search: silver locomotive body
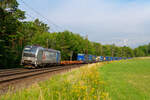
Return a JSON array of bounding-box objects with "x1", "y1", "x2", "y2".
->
[{"x1": 21, "y1": 45, "x2": 61, "y2": 67}]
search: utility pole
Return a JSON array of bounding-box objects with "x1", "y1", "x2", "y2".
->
[
  {"x1": 123, "y1": 39, "x2": 128, "y2": 57},
  {"x1": 146, "y1": 46, "x2": 148, "y2": 56},
  {"x1": 111, "y1": 45, "x2": 114, "y2": 57},
  {"x1": 101, "y1": 45, "x2": 103, "y2": 56},
  {"x1": 85, "y1": 35, "x2": 88, "y2": 55},
  {"x1": 12, "y1": 38, "x2": 15, "y2": 49},
  {"x1": 85, "y1": 34, "x2": 88, "y2": 62},
  {"x1": 111, "y1": 41, "x2": 115, "y2": 57},
  {"x1": 70, "y1": 51, "x2": 73, "y2": 61},
  {"x1": 46, "y1": 39, "x2": 49, "y2": 48}
]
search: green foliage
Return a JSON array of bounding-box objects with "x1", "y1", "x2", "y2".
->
[
  {"x1": 0, "y1": 0, "x2": 18, "y2": 9},
  {"x1": 0, "y1": 5, "x2": 25, "y2": 68},
  {"x1": 134, "y1": 44, "x2": 150, "y2": 57}
]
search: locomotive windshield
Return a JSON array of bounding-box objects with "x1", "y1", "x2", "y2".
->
[{"x1": 23, "y1": 46, "x2": 38, "y2": 57}]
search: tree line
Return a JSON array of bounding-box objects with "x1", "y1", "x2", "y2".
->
[{"x1": 0, "y1": 0, "x2": 150, "y2": 68}]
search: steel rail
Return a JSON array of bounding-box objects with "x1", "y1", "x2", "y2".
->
[
  {"x1": 0, "y1": 66, "x2": 63, "y2": 78},
  {"x1": 0, "y1": 65, "x2": 81, "y2": 84}
]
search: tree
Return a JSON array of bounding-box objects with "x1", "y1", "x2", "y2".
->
[
  {"x1": 0, "y1": 0, "x2": 25, "y2": 68},
  {"x1": 0, "y1": 0, "x2": 18, "y2": 10}
]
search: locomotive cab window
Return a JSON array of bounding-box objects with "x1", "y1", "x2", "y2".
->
[{"x1": 23, "y1": 46, "x2": 38, "y2": 57}]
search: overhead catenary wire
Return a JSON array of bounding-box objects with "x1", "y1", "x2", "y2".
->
[
  {"x1": 19, "y1": 7, "x2": 57, "y2": 32},
  {"x1": 25, "y1": 13, "x2": 56, "y2": 32},
  {"x1": 19, "y1": 0, "x2": 66, "y2": 32}
]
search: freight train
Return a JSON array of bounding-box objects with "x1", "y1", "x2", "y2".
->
[{"x1": 21, "y1": 45, "x2": 131, "y2": 68}]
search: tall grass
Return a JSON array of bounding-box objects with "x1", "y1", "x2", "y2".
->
[{"x1": 0, "y1": 63, "x2": 110, "y2": 100}]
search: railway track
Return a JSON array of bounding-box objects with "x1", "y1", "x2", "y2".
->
[
  {"x1": 0, "y1": 65, "x2": 81, "y2": 84},
  {"x1": 0, "y1": 68, "x2": 24, "y2": 73},
  {"x1": 0, "y1": 64, "x2": 84, "y2": 94},
  {"x1": 0, "y1": 67, "x2": 60, "y2": 77}
]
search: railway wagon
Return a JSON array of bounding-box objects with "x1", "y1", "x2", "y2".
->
[
  {"x1": 105, "y1": 56, "x2": 110, "y2": 61},
  {"x1": 77, "y1": 54, "x2": 88, "y2": 63},
  {"x1": 95, "y1": 56, "x2": 104, "y2": 62},
  {"x1": 77, "y1": 54, "x2": 85, "y2": 61},
  {"x1": 100, "y1": 56, "x2": 104, "y2": 61},
  {"x1": 76, "y1": 53, "x2": 89, "y2": 63},
  {"x1": 96, "y1": 56, "x2": 100, "y2": 62},
  {"x1": 77, "y1": 54, "x2": 97, "y2": 63},
  {"x1": 114, "y1": 57, "x2": 118, "y2": 60},
  {"x1": 123, "y1": 57, "x2": 127, "y2": 60},
  {"x1": 128, "y1": 57, "x2": 132, "y2": 59},
  {"x1": 113, "y1": 57, "x2": 116, "y2": 60},
  {"x1": 92, "y1": 55, "x2": 97, "y2": 62},
  {"x1": 21, "y1": 45, "x2": 61, "y2": 68},
  {"x1": 119, "y1": 57, "x2": 122, "y2": 60},
  {"x1": 88, "y1": 55, "x2": 93, "y2": 63},
  {"x1": 110, "y1": 57, "x2": 113, "y2": 61},
  {"x1": 96, "y1": 56, "x2": 103, "y2": 62}
]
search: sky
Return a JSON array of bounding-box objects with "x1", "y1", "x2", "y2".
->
[{"x1": 17, "y1": 0, "x2": 150, "y2": 48}]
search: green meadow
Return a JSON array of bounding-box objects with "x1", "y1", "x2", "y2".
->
[
  {"x1": 1, "y1": 58, "x2": 150, "y2": 100},
  {"x1": 99, "y1": 58, "x2": 150, "y2": 100}
]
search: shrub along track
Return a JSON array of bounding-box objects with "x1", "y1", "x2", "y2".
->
[{"x1": 0, "y1": 64, "x2": 85, "y2": 95}]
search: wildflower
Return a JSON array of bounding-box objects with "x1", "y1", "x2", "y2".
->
[
  {"x1": 91, "y1": 88, "x2": 95, "y2": 93},
  {"x1": 102, "y1": 92, "x2": 108, "y2": 97},
  {"x1": 94, "y1": 96, "x2": 97, "y2": 99},
  {"x1": 101, "y1": 96, "x2": 104, "y2": 99}
]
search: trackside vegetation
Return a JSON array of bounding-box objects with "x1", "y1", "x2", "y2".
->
[
  {"x1": 99, "y1": 58, "x2": 150, "y2": 100},
  {"x1": 0, "y1": 64, "x2": 110, "y2": 100}
]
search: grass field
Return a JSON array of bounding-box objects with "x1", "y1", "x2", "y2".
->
[
  {"x1": 1, "y1": 58, "x2": 150, "y2": 100},
  {"x1": 99, "y1": 58, "x2": 150, "y2": 100}
]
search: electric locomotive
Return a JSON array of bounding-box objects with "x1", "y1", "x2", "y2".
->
[{"x1": 21, "y1": 45, "x2": 61, "y2": 68}]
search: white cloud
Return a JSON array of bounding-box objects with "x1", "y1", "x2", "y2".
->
[{"x1": 45, "y1": 0, "x2": 150, "y2": 47}]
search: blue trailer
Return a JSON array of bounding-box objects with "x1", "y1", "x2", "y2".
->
[
  {"x1": 105, "y1": 57, "x2": 110, "y2": 61},
  {"x1": 110, "y1": 57, "x2": 113, "y2": 61},
  {"x1": 92, "y1": 55, "x2": 97, "y2": 62},
  {"x1": 114, "y1": 57, "x2": 118, "y2": 60},
  {"x1": 77, "y1": 54, "x2": 85, "y2": 61},
  {"x1": 100, "y1": 56, "x2": 104, "y2": 61},
  {"x1": 119, "y1": 57, "x2": 122, "y2": 60},
  {"x1": 112, "y1": 57, "x2": 116, "y2": 60},
  {"x1": 88, "y1": 55, "x2": 93, "y2": 63},
  {"x1": 123, "y1": 57, "x2": 127, "y2": 60}
]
